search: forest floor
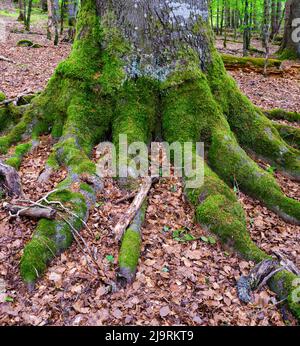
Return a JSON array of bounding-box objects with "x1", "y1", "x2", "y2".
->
[{"x1": 0, "y1": 9, "x2": 299, "y2": 326}]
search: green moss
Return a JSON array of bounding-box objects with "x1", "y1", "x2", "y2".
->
[
  {"x1": 80, "y1": 183, "x2": 94, "y2": 194},
  {"x1": 269, "y1": 270, "x2": 300, "y2": 321},
  {"x1": 20, "y1": 236, "x2": 56, "y2": 283},
  {"x1": 185, "y1": 164, "x2": 267, "y2": 263},
  {"x1": 5, "y1": 157, "x2": 21, "y2": 169},
  {"x1": 221, "y1": 54, "x2": 282, "y2": 69},
  {"x1": 31, "y1": 43, "x2": 42, "y2": 49},
  {"x1": 113, "y1": 78, "x2": 158, "y2": 145},
  {"x1": 207, "y1": 50, "x2": 300, "y2": 180},
  {"x1": 0, "y1": 111, "x2": 32, "y2": 154},
  {"x1": 118, "y1": 229, "x2": 141, "y2": 272},
  {"x1": 20, "y1": 187, "x2": 89, "y2": 283},
  {"x1": 17, "y1": 39, "x2": 33, "y2": 47}
]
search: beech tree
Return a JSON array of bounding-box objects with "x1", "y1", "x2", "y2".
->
[{"x1": 0, "y1": 0, "x2": 299, "y2": 319}]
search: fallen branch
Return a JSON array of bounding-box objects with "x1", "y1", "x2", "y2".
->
[
  {"x1": 114, "y1": 177, "x2": 155, "y2": 242},
  {"x1": 0, "y1": 90, "x2": 42, "y2": 106},
  {"x1": 0, "y1": 160, "x2": 23, "y2": 198},
  {"x1": 0, "y1": 55, "x2": 15, "y2": 64},
  {"x1": 3, "y1": 203, "x2": 56, "y2": 220}
]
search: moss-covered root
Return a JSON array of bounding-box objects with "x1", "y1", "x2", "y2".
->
[
  {"x1": 208, "y1": 52, "x2": 300, "y2": 181},
  {"x1": 273, "y1": 123, "x2": 300, "y2": 150},
  {"x1": 209, "y1": 127, "x2": 300, "y2": 225},
  {"x1": 20, "y1": 184, "x2": 94, "y2": 285},
  {"x1": 263, "y1": 109, "x2": 300, "y2": 124},
  {"x1": 185, "y1": 164, "x2": 268, "y2": 263},
  {"x1": 5, "y1": 141, "x2": 33, "y2": 170},
  {"x1": 118, "y1": 202, "x2": 147, "y2": 284},
  {"x1": 269, "y1": 271, "x2": 300, "y2": 321}
]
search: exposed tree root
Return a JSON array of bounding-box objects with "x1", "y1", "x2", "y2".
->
[
  {"x1": 208, "y1": 52, "x2": 300, "y2": 182},
  {"x1": 118, "y1": 201, "x2": 147, "y2": 285},
  {"x1": 221, "y1": 54, "x2": 282, "y2": 73},
  {"x1": 273, "y1": 123, "x2": 300, "y2": 150},
  {"x1": 114, "y1": 177, "x2": 154, "y2": 242},
  {"x1": 0, "y1": 91, "x2": 41, "y2": 107}
]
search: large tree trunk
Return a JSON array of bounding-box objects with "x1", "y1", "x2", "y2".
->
[
  {"x1": 280, "y1": 0, "x2": 300, "y2": 59},
  {"x1": 1, "y1": 0, "x2": 299, "y2": 320}
]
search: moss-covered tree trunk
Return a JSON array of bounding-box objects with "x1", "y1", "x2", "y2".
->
[
  {"x1": 1, "y1": 0, "x2": 299, "y2": 319},
  {"x1": 279, "y1": 0, "x2": 300, "y2": 59}
]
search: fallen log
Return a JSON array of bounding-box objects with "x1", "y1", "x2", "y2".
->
[
  {"x1": 0, "y1": 160, "x2": 23, "y2": 198},
  {"x1": 4, "y1": 203, "x2": 56, "y2": 220}
]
